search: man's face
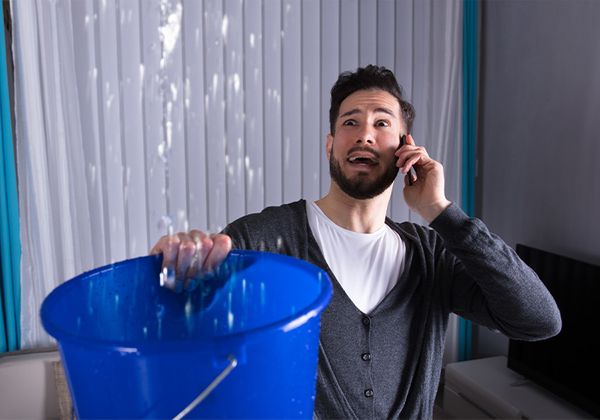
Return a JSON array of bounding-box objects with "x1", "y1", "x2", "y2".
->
[{"x1": 327, "y1": 89, "x2": 406, "y2": 200}]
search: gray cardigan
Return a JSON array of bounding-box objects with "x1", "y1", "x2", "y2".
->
[{"x1": 223, "y1": 200, "x2": 561, "y2": 419}]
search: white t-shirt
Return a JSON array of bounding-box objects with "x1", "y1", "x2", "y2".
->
[{"x1": 306, "y1": 201, "x2": 406, "y2": 314}]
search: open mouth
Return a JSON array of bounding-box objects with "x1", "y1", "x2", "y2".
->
[{"x1": 347, "y1": 155, "x2": 378, "y2": 166}]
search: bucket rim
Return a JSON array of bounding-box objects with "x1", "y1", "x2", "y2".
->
[{"x1": 41, "y1": 251, "x2": 332, "y2": 352}]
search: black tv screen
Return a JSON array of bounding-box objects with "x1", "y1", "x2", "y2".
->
[{"x1": 508, "y1": 244, "x2": 600, "y2": 417}]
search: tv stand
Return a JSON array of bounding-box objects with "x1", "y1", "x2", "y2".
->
[{"x1": 442, "y1": 356, "x2": 593, "y2": 419}]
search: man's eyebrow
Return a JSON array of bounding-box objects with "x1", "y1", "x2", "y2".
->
[
  {"x1": 374, "y1": 107, "x2": 396, "y2": 116},
  {"x1": 339, "y1": 108, "x2": 361, "y2": 118},
  {"x1": 339, "y1": 107, "x2": 396, "y2": 119}
]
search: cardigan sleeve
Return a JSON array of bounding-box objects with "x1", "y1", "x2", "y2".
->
[{"x1": 430, "y1": 203, "x2": 561, "y2": 341}]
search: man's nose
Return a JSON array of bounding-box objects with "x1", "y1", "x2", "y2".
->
[{"x1": 356, "y1": 126, "x2": 375, "y2": 144}]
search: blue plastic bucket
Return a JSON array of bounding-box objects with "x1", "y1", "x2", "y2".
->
[{"x1": 40, "y1": 250, "x2": 332, "y2": 418}]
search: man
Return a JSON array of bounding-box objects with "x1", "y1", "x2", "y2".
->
[{"x1": 151, "y1": 65, "x2": 561, "y2": 418}]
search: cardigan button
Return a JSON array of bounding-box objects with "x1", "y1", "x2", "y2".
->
[
  {"x1": 362, "y1": 317, "x2": 370, "y2": 326},
  {"x1": 361, "y1": 352, "x2": 371, "y2": 361},
  {"x1": 364, "y1": 388, "x2": 374, "y2": 398}
]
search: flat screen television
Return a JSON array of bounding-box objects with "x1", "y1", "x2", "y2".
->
[{"x1": 508, "y1": 244, "x2": 600, "y2": 417}]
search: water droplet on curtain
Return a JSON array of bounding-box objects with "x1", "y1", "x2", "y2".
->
[
  {"x1": 221, "y1": 14, "x2": 229, "y2": 39},
  {"x1": 157, "y1": 142, "x2": 169, "y2": 162},
  {"x1": 232, "y1": 73, "x2": 241, "y2": 93},
  {"x1": 158, "y1": 215, "x2": 173, "y2": 234},
  {"x1": 177, "y1": 209, "x2": 188, "y2": 231},
  {"x1": 158, "y1": 2, "x2": 183, "y2": 63},
  {"x1": 170, "y1": 82, "x2": 178, "y2": 101},
  {"x1": 185, "y1": 77, "x2": 191, "y2": 109},
  {"x1": 212, "y1": 73, "x2": 219, "y2": 98}
]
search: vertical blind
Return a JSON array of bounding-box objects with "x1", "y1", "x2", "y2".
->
[{"x1": 11, "y1": 0, "x2": 463, "y2": 350}]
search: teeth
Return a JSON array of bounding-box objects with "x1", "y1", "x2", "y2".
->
[{"x1": 349, "y1": 156, "x2": 375, "y2": 163}]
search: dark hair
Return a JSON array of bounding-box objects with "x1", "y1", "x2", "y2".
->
[{"x1": 329, "y1": 65, "x2": 415, "y2": 134}]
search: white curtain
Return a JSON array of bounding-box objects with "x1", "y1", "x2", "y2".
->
[{"x1": 12, "y1": 0, "x2": 463, "y2": 356}]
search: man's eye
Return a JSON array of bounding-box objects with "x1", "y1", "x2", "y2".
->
[
  {"x1": 376, "y1": 120, "x2": 390, "y2": 127},
  {"x1": 342, "y1": 119, "x2": 357, "y2": 126}
]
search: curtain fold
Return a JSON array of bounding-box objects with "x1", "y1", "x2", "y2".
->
[
  {"x1": 459, "y1": 0, "x2": 480, "y2": 361},
  {"x1": 0, "y1": 2, "x2": 20, "y2": 353},
  {"x1": 12, "y1": 0, "x2": 464, "y2": 358}
]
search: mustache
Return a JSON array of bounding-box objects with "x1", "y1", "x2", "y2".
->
[{"x1": 346, "y1": 146, "x2": 380, "y2": 159}]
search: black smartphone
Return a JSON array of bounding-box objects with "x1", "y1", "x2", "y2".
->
[{"x1": 400, "y1": 135, "x2": 415, "y2": 186}]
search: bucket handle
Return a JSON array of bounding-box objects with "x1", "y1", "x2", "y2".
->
[{"x1": 173, "y1": 354, "x2": 238, "y2": 420}]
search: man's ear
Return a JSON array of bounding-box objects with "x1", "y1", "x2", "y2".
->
[{"x1": 326, "y1": 133, "x2": 333, "y2": 160}]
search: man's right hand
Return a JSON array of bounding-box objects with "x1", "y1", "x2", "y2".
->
[{"x1": 149, "y1": 230, "x2": 232, "y2": 292}]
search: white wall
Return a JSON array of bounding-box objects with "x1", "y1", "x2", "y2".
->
[{"x1": 476, "y1": 0, "x2": 600, "y2": 357}]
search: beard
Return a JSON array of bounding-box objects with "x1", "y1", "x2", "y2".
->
[{"x1": 329, "y1": 148, "x2": 399, "y2": 200}]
